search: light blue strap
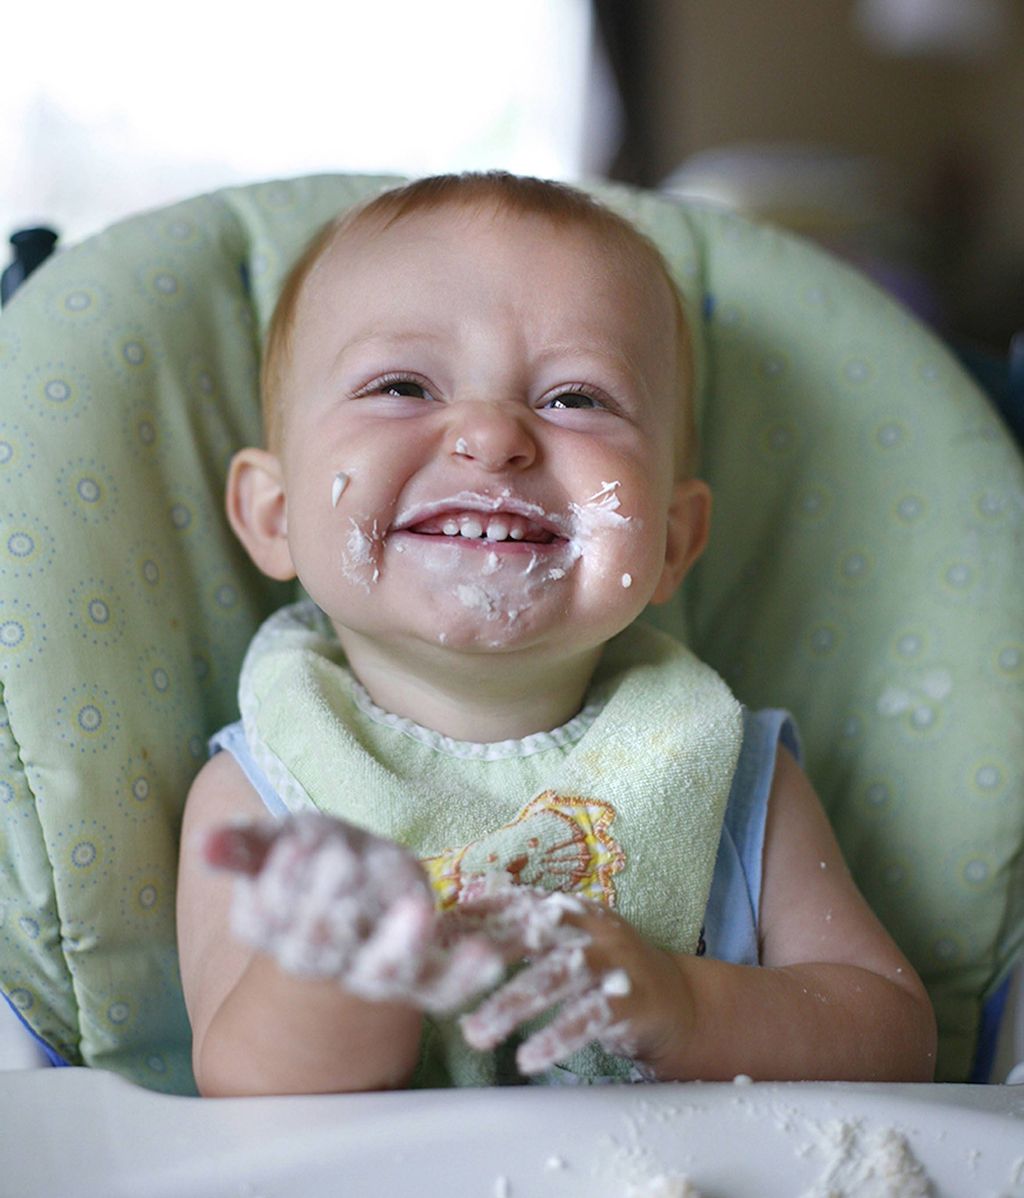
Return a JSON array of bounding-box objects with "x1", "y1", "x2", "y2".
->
[
  {"x1": 208, "y1": 721, "x2": 289, "y2": 820},
  {"x1": 703, "y1": 708, "x2": 800, "y2": 966}
]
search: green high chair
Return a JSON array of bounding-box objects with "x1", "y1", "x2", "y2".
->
[{"x1": 0, "y1": 174, "x2": 1020, "y2": 1092}]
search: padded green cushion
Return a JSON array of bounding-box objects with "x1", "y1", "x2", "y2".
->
[{"x1": 0, "y1": 174, "x2": 1020, "y2": 1090}]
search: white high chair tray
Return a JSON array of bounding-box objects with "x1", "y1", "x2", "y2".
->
[{"x1": 1, "y1": 1070, "x2": 1021, "y2": 1197}]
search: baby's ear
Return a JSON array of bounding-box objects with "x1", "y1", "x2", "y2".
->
[
  {"x1": 225, "y1": 448, "x2": 297, "y2": 581},
  {"x1": 650, "y1": 478, "x2": 711, "y2": 605}
]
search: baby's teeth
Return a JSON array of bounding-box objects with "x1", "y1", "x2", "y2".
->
[
  {"x1": 442, "y1": 519, "x2": 460, "y2": 536},
  {"x1": 460, "y1": 517, "x2": 484, "y2": 539},
  {"x1": 509, "y1": 526, "x2": 525, "y2": 540},
  {"x1": 486, "y1": 519, "x2": 510, "y2": 541}
]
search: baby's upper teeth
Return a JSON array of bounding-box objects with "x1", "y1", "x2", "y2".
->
[{"x1": 415, "y1": 509, "x2": 548, "y2": 541}]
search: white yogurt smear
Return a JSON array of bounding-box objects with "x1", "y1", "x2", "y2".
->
[{"x1": 331, "y1": 471, "x2": 350, "y2": 508}]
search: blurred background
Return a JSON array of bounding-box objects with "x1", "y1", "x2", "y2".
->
[{"x1": 2, "y1": 0, "x2": 1022, "y2": 359}]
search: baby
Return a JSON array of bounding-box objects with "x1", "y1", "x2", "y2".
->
[{"x1": 176, "y1": 172, "x2": 936, "y2": 1096}]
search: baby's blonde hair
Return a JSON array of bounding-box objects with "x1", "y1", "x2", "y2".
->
[{"x1": 260, "y1": 172, "x2": 697, "y2": 474}]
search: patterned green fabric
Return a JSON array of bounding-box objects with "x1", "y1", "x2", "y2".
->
[{"x1": 0, "y1": 174, "x2": 1020, "y2": 1089}]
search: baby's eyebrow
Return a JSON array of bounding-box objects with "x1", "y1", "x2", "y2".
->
[
  {"x1": 532, "y1": 341, "x2": 648, "y2": 389},
  {"x1": 331, "y1": 330, "x2": 445, "y2": 373}
]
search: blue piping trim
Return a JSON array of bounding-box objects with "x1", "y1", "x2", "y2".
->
[
  {"x1": 969, "y1": 974, "x2": 1010, "y2": 1084},
  {"x1": 2, "y1": 990, "x2": 69, "y2": 1067}
]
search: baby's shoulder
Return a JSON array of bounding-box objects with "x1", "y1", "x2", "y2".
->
[{"x1": 181, "y1": 749, "x2": 267, "y2": 852}]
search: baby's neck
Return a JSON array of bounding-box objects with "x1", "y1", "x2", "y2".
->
[{"x1": 336, "y1": 631, "x2": 603, "y2": 743}]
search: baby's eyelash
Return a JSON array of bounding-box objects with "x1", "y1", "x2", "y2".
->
[
  {"x1": 541, "y1": 383, "x2": 616, "y2": 413},
  {"x1": 352, "y1": 372, "x2": 434, "y2": 401}
]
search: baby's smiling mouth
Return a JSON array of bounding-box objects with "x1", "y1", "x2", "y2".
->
[
  {"x1": 392, "y1": 492, "x2": 569, "y2": 548},
  {"x1": 404, "y1": 510, "x2": 557, "y2": 545}
]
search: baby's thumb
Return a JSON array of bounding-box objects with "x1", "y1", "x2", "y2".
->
[{"x1": 203, "y1": 823, "x2": 274, "y2": 876}]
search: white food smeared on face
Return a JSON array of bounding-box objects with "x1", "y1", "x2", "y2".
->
[
  {"x1": 355, "y1": 482, "x2": 639, "y2": 637},
  {"x1": 331, "y1": 471, "x2": 350, "y2": 508},
  {"x1": 568, "y1": 480, "x2": 636, "y2": 540},
  {"x1": 330, "y1": 470, "x2": 386, "y2": 592},
  {"x1": 391, "y1": 489, "x2": 581, "y2": 636},
  {"x1": 342, "y1": 517, "x2": 383, "y2": 590}
]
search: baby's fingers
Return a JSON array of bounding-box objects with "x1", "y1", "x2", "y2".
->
[
  {"x1": 460, "y1": 944, "x2": 591, "y2": 1051},
  {"x1": 345, "y1": 892, "x2": 437, "y2": 999},
  {"x1": 452, "y1": 887, "x2": 587, "y2": 957},
  {"x1": 414, "y1": 938, "x2": 505, "y2": 1015},
  {"x1": 516, "y1": 985, "x2": 629, "y2": 1075},
  {"x1": 204, "y1": 824, "x2": 275, "y2": 876}
]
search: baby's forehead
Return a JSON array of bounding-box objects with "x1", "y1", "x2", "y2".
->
[
  {"x1": 309, "y1": 203, "x2": 681, "y2": 361},
  {"x1": 321, "y1": 200, "x2": 667, "y2": 289}
]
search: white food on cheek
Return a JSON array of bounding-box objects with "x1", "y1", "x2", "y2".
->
[
  {"x1": 569, "y1": 480, "x2": 632, "y2": 532},
  {"x1": 621, "y1": 573, "x2": 632, "y2": 588},
  {"x1": 568, "y1": 481, "x2": 639, "y2": 567},
  {"x1": 331, "y1": 471, "x2": 351, "y2": 508},
  {"x1": 341, "y1": 517, "x2": 382, "y2": 590}
]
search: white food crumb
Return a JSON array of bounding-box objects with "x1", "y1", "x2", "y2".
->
[
  {"x1": 802, "y1": 1122, "x2": 932, "y2": 1197},
  {"x1": 331, "y1": 471, "x2": 350, "y2": 508},
  {"x1": 622, "y1": 572, "x2": 633, "y2": 587},
  {"x1": 544, "y1": 1156, "x2": 566, "y2": 1171},
  {"x1": 628, "y1": 1177, "x2": 701, "y2": 1198},
  {"x1": 602, "y1": 968, "x2": 632, "y2": 997},
  {"x1": 732, "y1": 1073, "x2": 754, "y2": 1086},
  {"x1": 455, "y1": 584, "x2": 495, "y2": 614}
]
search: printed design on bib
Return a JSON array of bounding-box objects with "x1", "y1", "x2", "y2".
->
[{"x1": 423, "y1": 790, "x2": 625, "y2": 910}]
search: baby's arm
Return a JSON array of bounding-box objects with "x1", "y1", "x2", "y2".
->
[
  {"x1": 176, "y1": 752, "x2": 499, "y2": 1096},
  {"x1": 461, "y1": 747, "x2": 937, "y2": 1082}
]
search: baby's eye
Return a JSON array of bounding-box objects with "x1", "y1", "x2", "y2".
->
[
  {"x1": 543, "y1": 389, "x2": 606, "y2": 411},
  {"x1": 380, "y1": 378, "x2": 430, "y2": 400},
  {"x1": 356, "y1": 373, "x2": 436, "y2": 402}
]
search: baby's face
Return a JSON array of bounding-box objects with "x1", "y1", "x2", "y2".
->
[{"x1": 273, "y1": 204, "x2": 694, "y2": 665}]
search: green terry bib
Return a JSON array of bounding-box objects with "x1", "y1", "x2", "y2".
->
[{"x1": 239, "y1": 600, "x2": 743, "y2": 1083}]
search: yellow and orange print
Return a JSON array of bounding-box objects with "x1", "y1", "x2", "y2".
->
[{"x1": 422, "y1": 790, "x2": 625, "y2": 910}]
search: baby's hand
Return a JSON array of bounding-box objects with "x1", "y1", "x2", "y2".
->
[
  {"x1": 205, "y1": 813, "x2": 502, "y2": 1014},
  {"x1": 456, "y1": 885, "x2": 686, "y2": 1076}
]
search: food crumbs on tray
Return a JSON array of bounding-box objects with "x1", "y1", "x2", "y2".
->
[{"x1": 627, "y1": 1177, "x2": 702, "y2": 1198}]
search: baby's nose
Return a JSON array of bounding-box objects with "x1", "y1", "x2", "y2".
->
[{"x1": 448, "y1": 402, "x2": 537, "y2": 472}]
